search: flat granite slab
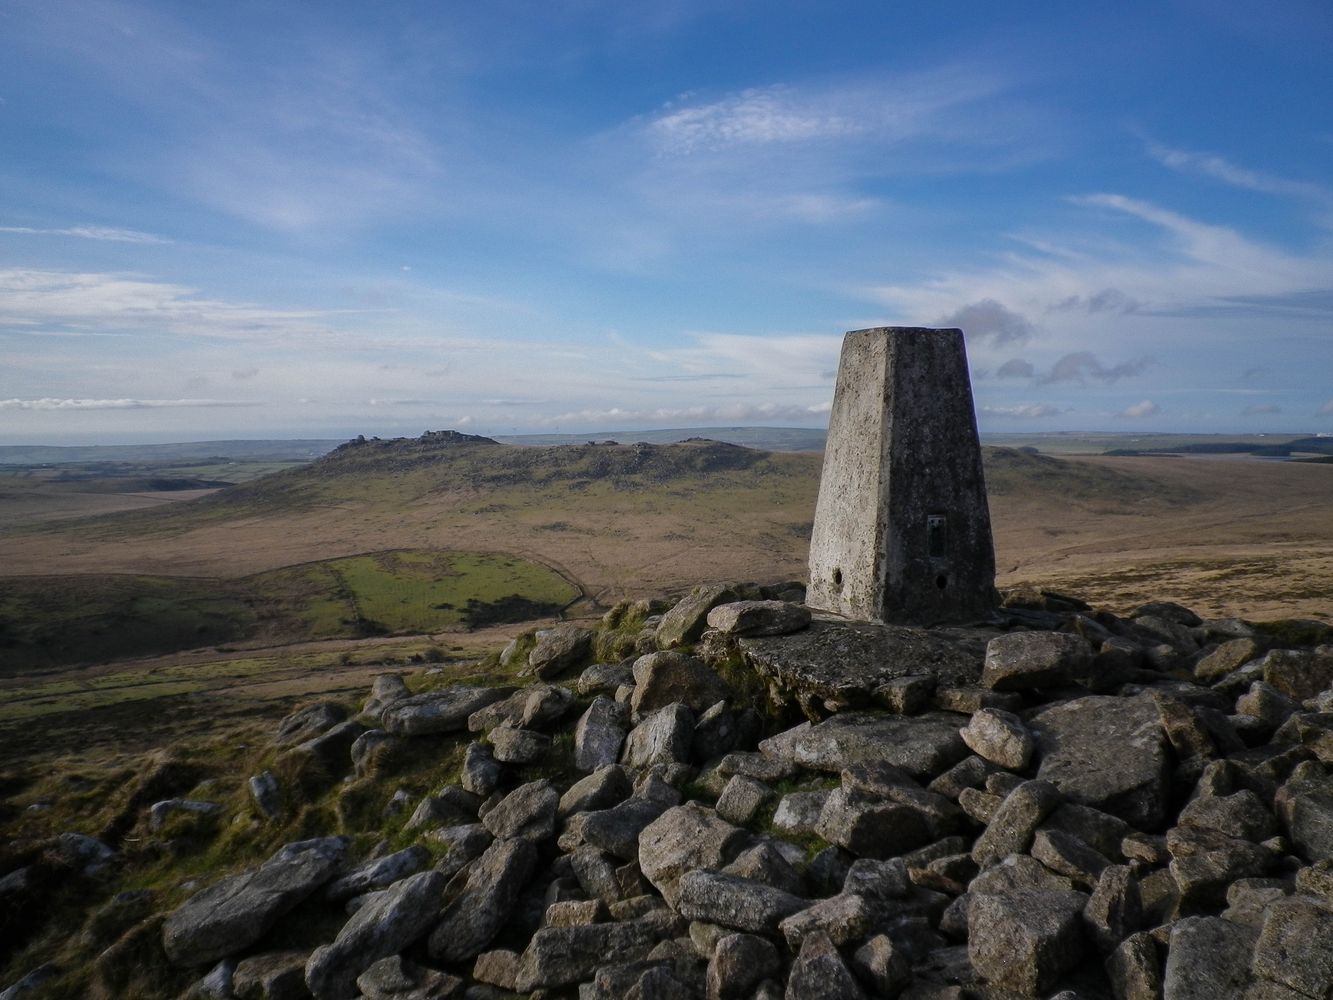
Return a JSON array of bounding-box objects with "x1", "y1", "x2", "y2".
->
[
  {"x1": 738, "y1": 613, "x2": 990, "y2": 713},
  {"x1": 787, "y1": 711, "x2": 971, "y2": 780}
]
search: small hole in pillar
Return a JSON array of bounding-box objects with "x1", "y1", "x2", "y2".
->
[
  {"x1": 935, "y1": 573, "x2": 949, "y2": 591},
  {"x1": 832, "y1": 568, "x2": 843, "y2": 590}
]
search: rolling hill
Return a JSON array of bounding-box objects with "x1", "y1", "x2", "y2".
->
[{"x1": 1, "y1": 431, "x2": 1330, "y2": 662}]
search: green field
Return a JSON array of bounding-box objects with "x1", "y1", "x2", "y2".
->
[{"x1": 0, "y1": 549, "x2": 579, "y2": 673}]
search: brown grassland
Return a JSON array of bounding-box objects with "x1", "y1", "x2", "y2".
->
[{"x1": 0, "y1": 438, "x2": 1330, "y2": 767}]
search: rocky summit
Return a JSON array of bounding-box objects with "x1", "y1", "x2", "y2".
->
[{"x1": 3, "y1": 584, "x2": 1333, "y2": 999}]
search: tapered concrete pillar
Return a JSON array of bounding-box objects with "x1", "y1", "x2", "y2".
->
[{"x1": 807, "y1": 327, "x2": 996, "y2": 624}]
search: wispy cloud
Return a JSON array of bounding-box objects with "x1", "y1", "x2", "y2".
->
[
  {"x1": 1050, "y1": 288, "x2": 1140, "y2": 314},
  {"x1": 1146, "y1": 141, "x2": 1333, "y2": 208},
  {"x1": 643, "y1": 66, "x2": 1017, "y2": 157},
  {"x1": 1119, "y1": 399, "x2": 1160, "y2": 418},
  {"x1": 648, "y1": 85, "x2": 864, "y2": 154},
  {"x1": 1241, "y1": 403, "x2": 1281, "y2": 415},
  {"x1": 599, "y1": 63, "x2": 1050, "y2": 256},
  {"x1": 1319, "y1": 399, "x2": 1333, "y2": 416},
  {"x1": 647, "y1": 332, "x2": 841, "y2": 381},
  {"x1": 0, "y1": 397, "x2": 258, "y2": 411},
  {"x1": 6, "y1": 2, "x2": 444, "y2": 235},
  {"x1": 631, "y1": 373, "x2": 747, "y2": 383},
  {"x1": 981, "y1": 403, "x2": 1063, "y2": 418},
  {"x1": 542, "y1": 401, "x2": 832, "y2": 427},
  {"x1": 0, "y1": 225, "x2": 170, "y2": 244},
  {"x1": 870, "y1": 192, "x2": 1333, "y2": 335},
  {"x1": 0, "y1": 269, "x2": 334, "y2": 341}
]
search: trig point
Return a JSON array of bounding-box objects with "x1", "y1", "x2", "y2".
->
[{"x1": 807, "y1": 326, "x2": 996, "y2": 624}]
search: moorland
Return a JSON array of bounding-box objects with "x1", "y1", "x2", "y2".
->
[
  {"x1": 0, "y1": 427, "x2": 1331, "y2": 998},
  {"x1": 1, "y1": 428, "x2": 1330, "y2": 768}
]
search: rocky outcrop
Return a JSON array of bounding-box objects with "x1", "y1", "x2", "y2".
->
[{"x1": 10, "y1": 583, "x2": 1333, "y2": 1000}]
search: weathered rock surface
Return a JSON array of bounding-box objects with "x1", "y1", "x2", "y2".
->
[
  {"x1": 786, "y1": 711, "x2": 969, "y2": 780},
  {"x1": 657, "y1": 584, "x2": 739, "y2": 649},
  {"x1": 1161, "y1": 915, "x2": 1255, "y2": 999},
  {"x1": 233, "y1": 951, "x2": 308, "y2": 1000},
  {"x1": 1031, "y1": 694, "x2": 1170, "y2": 828},
  {"x1": 322, "y1": 845, "x2": 430, "y2": 903},
  {"x1": 715, "y1": 774, "x2": 774, "y2": 826},
  {"x1": 380, "y1": 687, "x2": 512, "y2": 736},
  {"x1": 1262, "y1": 646, "x2": 1333, "y2": 702},
  {"x1": 1276, "y1": 761, "x2": 1333, "y2": 861},
  {"x1": 248, "y1": 771, "x2": 282, "y2": 820},
  {"x1": 738, "y1": 617, "x2": 984, "y2": 711},
  {"x1": 638, "y1": 803, "x2": 750, "y2": 906},
  {"x1": 982, "y1": 631, "x2": 1091, "y2": 691},
  {"x1": 630, "y1": 651, "x2": 730, "y2": 718},
  {"x1": 527, "y1": 624, "x2": 594, "y2": 679},
  {"x1": 276, "y1": 703, "x2": 346, "y2": 745},
  {"x1": 427, "y1": 837, "x2": 537, "y2": 963},
  {"x1": 817, "y1": 787, "x2": 933, "y2": 859},
  {"x1": 481, "y1": 780, "x2": 559, "y2": 842},
  {"x1": 356, "y1": 954, "x2": 461, "y2": 999},
  {"x1": 163, "y1": 837, "x2": 348, "y2": 967},
  {"x1": 513, "y1": 911, "x2": 679, "y2": 990},
  {"x1": 622, "y1": 704, "x2": 694, "y2": 768},
  {"x1": 959, "y1": 707, "x2": 1034, "y2": 770},
  {"x1": 574, "y1": 696, "x2": 629, "y2": 772},
  {"x1": 675, "y1": 869, "x2": 807, "y2": 933},
  {"x1": 1250, "y1": 895, "x2": 1333, "y2": 998},
  {"x1": 967, "y1": 889, "x2": 1087, "y2": 994},
  {"x1": 707, "y1": 932, "x2": 780, "y2": 999},
  {"x1": 362, "y1": 673, "x2": 410, "y2": 717},
  {"x1": 305, "y1": 869, "x2": 447, "y2": 1000},
  {"x1": 487, "y1": 724, "x2": 550, "y2": 764},
  {"x1": 784, "y1": 931, "x2": 867, "y2": 1000},
  {"x1": 706, "y1": 600, "x2": 812, "y2": 638},
  {"x1": 972, "y1": 780, "x2": 1061, "y2": 867}
]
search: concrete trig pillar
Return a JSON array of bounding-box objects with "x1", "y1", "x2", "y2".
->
[{"x1": 807, "y1": 327, "x2": 996, "y2": 624}]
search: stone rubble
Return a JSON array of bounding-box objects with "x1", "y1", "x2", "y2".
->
[{"x1": 4, "y1": 586, "x2": 1333, "y2": 999}]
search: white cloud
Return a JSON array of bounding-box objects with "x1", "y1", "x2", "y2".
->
[
  {"x1": 0, "y1": 397, "x2": 258, "y2": 411},
  {"x1": 541, "y1": 401, "x2": 832, "y2": 427},
  {"x1": 1146, "y1": 142, "x2": 1332, "y2": 207},
  {"x1": 649, "y1": 85, "x2": 863, "y2": 153},
  {"x1": 0, "y1": 225, "x2": 170, "y2": 244},
  {"x1": 643, "y1": 66, "x2": 1015, "y2": 157},
  {"x1": 981, "y1": 404, "x2": 1063, "y2": 418},
  {"x1": 1119, "y1": 399, "x2": 1160, "y2": 418},
  {"x1": 869, "y1": 193, "x2": 1333, "y2": 329},
  {"x1": 1319, "y1": 399, "x2": 1333, "y2": 416},
  {"x1": 0, "y1": 269, "x2": 334, "y2": 341},
  {"x1": 648, "y1": 332, "x2": 841, "y2": 381}
]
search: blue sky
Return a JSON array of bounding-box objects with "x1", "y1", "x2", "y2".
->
[{"x1": 2, "y1": 0, "x2": 1331, "y2": 443}]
